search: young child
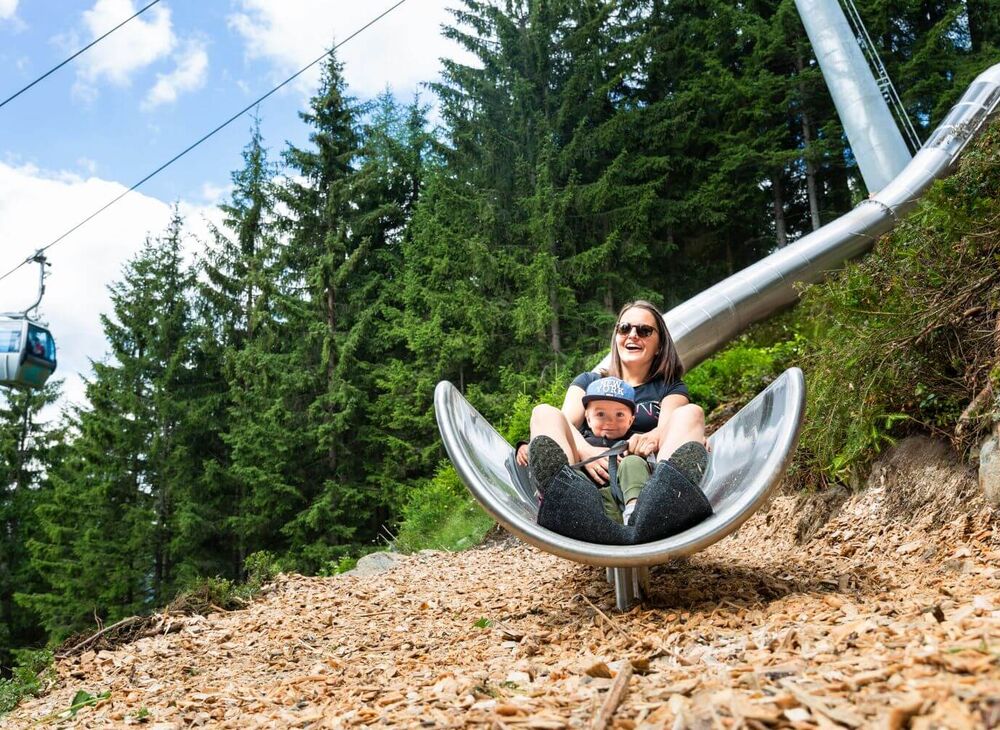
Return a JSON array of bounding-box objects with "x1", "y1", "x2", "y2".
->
[
  {"x1": 577, "y1": 376, "x2": 651, "y2": 525},
  {"x1": 516, "y1": 376, "x2": 650, "y2": 524}
]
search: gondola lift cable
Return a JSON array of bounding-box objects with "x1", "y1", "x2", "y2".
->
[
  {"x1": 0, "y1": 0, "x2": 411, "y2": 285},
  {"x1": 0, "y1": 0, "x2": 164, "y2": 111}
]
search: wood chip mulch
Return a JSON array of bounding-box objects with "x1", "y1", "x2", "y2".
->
[{"x1": 8, "y1": 472, "x2": 1000, "y2": 728}]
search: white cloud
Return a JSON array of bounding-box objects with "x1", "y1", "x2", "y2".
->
[
  {"x1": 0, "y1": 162, "x2": 220, "y2": 409},
  {"x1": 0, "y1": 0, "x2": 17, "y2": 21},
  {"x1": 74, "y1": 0, "x2": 175, "y2": 92},
  {"x1": 76, "y1": 157, "x2": 98, "y2": 175},
  {"x1": 228, "y1": 0, "x2": 473, "y2": 100},
  {"x1": 143, "y1": 38, "x2": 208, "y2": 109},
  {"x1": 199, "y1": 181, "x2": 231, "y2": 204}
]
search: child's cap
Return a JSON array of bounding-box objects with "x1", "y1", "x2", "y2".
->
[{"x1": 582, "y1": 377, "x2": 636, "y2": 412}]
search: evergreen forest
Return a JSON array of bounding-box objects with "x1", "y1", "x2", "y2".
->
[{"x1": 3, "y1": 0, "x2": 999, "y2": 676}]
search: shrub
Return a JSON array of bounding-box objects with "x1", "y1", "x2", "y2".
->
[
  {"x1": 243, "y1": 550, "x2": 279, "y2": 587},
  {"x1": 685, "y1": 335, "x2": 802, "y2": 417},
  {"x1": 0, "y1": 649, "x2": 54, "y2": 716},
  {"x1": 793, "y1": 118, "x2": 1000, "y2": 487},
  {"x1": 393, "y1": 467, "x2": 494, "y2": 553}
]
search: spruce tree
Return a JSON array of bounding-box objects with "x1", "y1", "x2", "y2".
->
[
  {"x1": 197, "y1": 116, "x2": 300, "y2": 574},
  {"x1": 0, "y1": 383, "x2": 63, "y2": 668},
  {"x1": 23, "y1": 212, "x2": 199, "y2": 635}
]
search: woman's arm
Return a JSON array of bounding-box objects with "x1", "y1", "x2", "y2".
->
[{"x1": 628, "y1": 393, "x2": 689, "y2": 457}]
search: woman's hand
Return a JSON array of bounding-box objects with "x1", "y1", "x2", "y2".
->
[{"x1": 628, "y1": 430, "x2": 661, "y2": 458}]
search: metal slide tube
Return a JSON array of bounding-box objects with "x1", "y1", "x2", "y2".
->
[{"x1": 434, "y1": 367, "x2": 806, "y2": 568}]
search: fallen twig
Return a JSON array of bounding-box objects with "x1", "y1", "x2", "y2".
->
[
  {"x1": 574, "y1": 594, "x2": 628, "y2": 637},
  {"x1": 590, "y1": 662, "x2": 633, "y2": 730},
  {"x1": 57, "y1": 616, "x2": 145, "y2": 659}
]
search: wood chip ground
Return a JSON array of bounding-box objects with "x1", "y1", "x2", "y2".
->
[{"x1": 8, "y1": 473, "x2": 1000, "y2": 728}]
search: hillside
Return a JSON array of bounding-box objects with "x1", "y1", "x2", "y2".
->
[{"x1": 7, "y1": 436, "x2": 998, "y2": 728}]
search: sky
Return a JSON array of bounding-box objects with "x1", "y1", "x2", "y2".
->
[{"x1": 0, "y1": 0, "x2": 470, "y2": 410}]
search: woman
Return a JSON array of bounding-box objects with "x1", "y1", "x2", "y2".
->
[
  {"x1": 516, "y1": 300, "x2": 705, "y2": 486},
  {"x1": 517, "y1": 301, "x2": 712, "y2": 544}
]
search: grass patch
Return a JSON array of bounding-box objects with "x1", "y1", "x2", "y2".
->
[{"x1": 393, "y1": 465, "x2": 495, "y2": 553}]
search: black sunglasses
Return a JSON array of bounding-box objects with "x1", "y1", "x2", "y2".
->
[{"x1": 616, "y1": 322, "x2": 656, "y2": 338}]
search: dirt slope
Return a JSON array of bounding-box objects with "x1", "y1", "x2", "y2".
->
[{"x1": 10, "y1": 437, "x2": 1000, "y2": 729}]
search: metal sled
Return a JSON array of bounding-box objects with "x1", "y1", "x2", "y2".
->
[{"x1": 435, "y1": 368, "x2": 804, "y2": 609}]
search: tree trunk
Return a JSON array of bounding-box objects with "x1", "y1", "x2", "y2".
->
[
  {"x1": 16, "y1": 398, "x2": 30, "y2": 491},
  {"x1": 326, "y1": 283, "x2": 337, "y2": 472},
  {"x1": 772, "y1": 169, "x2": 788, "y2": 248},
  {"x1": 796, "y1": 53, "x2": 822, "y2": 232},
  {"x1": 548, "y1": 279, "x2": 562, "y2": 355}
]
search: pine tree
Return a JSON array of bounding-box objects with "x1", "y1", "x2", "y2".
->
[
  {"x1": 23, "y1": 212, "x2": 199, "y2": 635},
  {"x1": 196, "y1": 115, "x2": 301, "y2": 575},
  {"x1": 277, "y1": 51, "x2": 397, "y2": 568},
  {"x1": 0, "y1": 383, "x2": 63, "y2": 668}
]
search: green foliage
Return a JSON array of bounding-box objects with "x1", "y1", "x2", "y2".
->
[
  {"x1": 0, "y1": 649, "x2": 54, "y2": 716},
  {"x1": 68, "y1": 689, "x2": 111, "y2": 717},
  {"x1": 501, "y1": 374, "x2": 576, "y2": 445},
  {"x1": 685, "y1": 335, "x2": 802, "y2": 415},
  {"x1": 794, "y1": 119, "x2": 1000, "y2": 486},
  {"x1": 330, "y1": 556, "x2": 358, "y2": 575},
  {"x1": 243, "y1": 550, "x2": 279, "y2": 587},
  {"x1": 393, "y1": 466, "x2": 494, "y2": 554}
]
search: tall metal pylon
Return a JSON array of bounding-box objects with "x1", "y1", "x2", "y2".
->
[{"x1": 794, "y1": 0, "x2": 913, "y2": 193}]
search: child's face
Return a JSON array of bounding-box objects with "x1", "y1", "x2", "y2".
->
[{"x1": 584, "y1": 399, "x2": 635, "y2": 439}]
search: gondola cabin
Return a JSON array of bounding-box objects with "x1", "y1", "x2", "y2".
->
[{"x1": 0, "y1": 318, "x2": 57, "y2": 389}]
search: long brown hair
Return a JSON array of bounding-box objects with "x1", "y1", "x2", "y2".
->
[{"x1": 607, "y1": 300, "x2": 683, "y2": 383}]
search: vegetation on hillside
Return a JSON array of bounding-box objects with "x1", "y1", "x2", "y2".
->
[{"x1": 795, "y1": 120, "x2": 1000, "y2": 487}]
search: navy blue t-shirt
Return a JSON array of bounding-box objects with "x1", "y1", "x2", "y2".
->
[{"x1": 571, "y1": 371, "x2": 689, "y2": 437}]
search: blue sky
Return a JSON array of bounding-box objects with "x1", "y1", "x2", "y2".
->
[{"x1": 0, "y1": 0, "x2": 469, "y2": 408}]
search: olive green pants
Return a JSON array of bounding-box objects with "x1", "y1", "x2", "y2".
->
[{"x1": 577, "y1": 454, "x2": 651, "y2": 525}]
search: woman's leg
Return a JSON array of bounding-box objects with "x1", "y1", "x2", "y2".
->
[
  {"x1": 656, "y1": 403, "x2": 706, "y2": 461},
  {"x1": 530, "y1": 404, "x2": 581, "y2": 461}
]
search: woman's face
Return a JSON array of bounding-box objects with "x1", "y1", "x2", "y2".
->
[{"x1": 615, "y1": 306, "x2": 660, "y2": 371}]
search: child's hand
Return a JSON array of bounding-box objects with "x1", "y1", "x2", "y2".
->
[
  {"x1": 581, "y1": 443, "x2": 609, "y2": 485},
  {"x1": 584, "y1": 457, "x2": 610, "y2": 485},
  {"x1": 515, "y1": 442, "x2": 529, "y2": 466}
]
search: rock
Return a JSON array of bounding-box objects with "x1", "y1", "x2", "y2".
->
[
  {"x1": 978, "y1": 430, "x2": 1000, "y2": 507},
  {"x1": 343, "y1": 551, "x2": 406, "y2": 577}
]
